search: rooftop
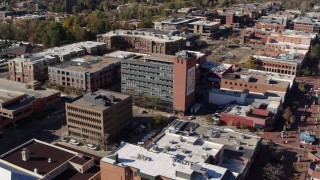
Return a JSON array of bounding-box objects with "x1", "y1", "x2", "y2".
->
[
  {"x1": 52, "y1": 165, "x2": 100, "y2": 180},
  {"x1": 201, "y1": 62, "x2": 232, "y2": 74},
  {"x1": 257, "y1": 16, "x2": 287, "y2": 26},
  {"x1": 161, "y1": 122, "x2": 262, "y2": 175},
  {"x1": 0, "y1": 79, "x2": 60, "y2": 99},
  {"x1": 189, "y1": 20, "x2": 220, "y2": 26},
  {"x1": 99, "y1": 29, "x2": 184, "y2": 43},
  {"x1": 254, "y1": 49, "x2": 307, "y2": 65},
  {"x1": 104, "y1": 50, "x2": 147, "y2": 59},
  {"x1": 50, "y1": 55, "x2": 121, "y2": 73},
  {"x1": 0, "y1": 140, "x2": 75, "y2": 176},
  {"x1": 149, "y1": 132, "x2": 224, "y2": 164},
  {"x1": 0, "y1": 139, "x2": 99, "y2": 180},
  {"x1": 68, "y1": 89, "x2": 130, "y2": 111},
  {"x1": 222, "y1": 104, "x2": 251, "y2": 117},
  {"x1": 160, "y1": 16, "x2": 199, "y2": 25},
  {"x1": 293, "y1": 16, "x2": 319, "y2": 25},
  {"x1": 102, "y1": 143, "x2": 236, "y2": 180},
  {"x1": 223, "y1": 69, "x2": 291, "y2": 89}
]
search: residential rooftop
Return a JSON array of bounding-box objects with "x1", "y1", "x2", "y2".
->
[
  {"x1": 50, "y1": 55, "x2": 121, "y2": 73},
  {"x1": 102, "y1": 143, "x2": 236, "y2": 180},
  {"x1": 69, "y1": 89, "x2": 130, "y2": 111}
]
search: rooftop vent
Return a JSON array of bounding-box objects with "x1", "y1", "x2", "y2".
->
[
  {"x1": 21, "y1": 148, "x2": 30, "y2": 161},
  {"x1": 34, "y1": 168, "x2": 38, "y2": 174}
]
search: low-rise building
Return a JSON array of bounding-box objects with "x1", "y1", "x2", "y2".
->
[
  {"x1": 209, "y1": 89, "x2": 284, "y2": 129},
  {"x1": 254, "y1": 49, "x2": 307, "y2": 75},
  {"x1": 49, "y1": 55, "x2": 121, "y2": 92},
  {"x1": 254, "y1": 15, "x2": 287, "y2": 31},
  {"x1": 154, "y1": 16, "x2": 199, "y2": 30},
  {"x1": 221, "y1": 69, "x2": 294, "y2": 94},
  {"x1": 97, "y1": 29, "x2": 188, "y2": 55},
  {"x1": 101, "y1": 142, "x2": 236, "y2": 180},
  {"x1": 162, "y1": 121, "x2": 262, "y2": 179},
  {"x1": 0, "y1": 79, "x2": 61, "y2": 129},
  {"x1": 187, "y1": 20, "x2": 220, "y2": 37},
  {"x1": 8, "y1": 41, "x2": 106, "y2": 83},
  {"x1": 307, "y1": 151, "x2": 320, "y2": 179},
  {"x1": 293, "y1": 16, "x2": 320, "y2": 33},
  {"x1": 0, "y1": 139, "x2": 100, "y2": 179},
  {"x1": 65, "y1": 89, "x2": 132, "y2": 146}
]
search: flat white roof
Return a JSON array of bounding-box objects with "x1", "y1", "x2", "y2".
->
[
  {"x1": 104, "y1": 51, "x2": 147, "y2": 59},
  {"x1": 99, "y1": 30, "x2": 183, "y2": 43},
  {"x1": 102, "y1": 143, "x2": 234, "y2": 179},
  {"x1": 150, "y1": 133, "x2": 224, "y2": 164},
  {"x1": 189, "y1": 20, "x2": 220, "y2": 26}
]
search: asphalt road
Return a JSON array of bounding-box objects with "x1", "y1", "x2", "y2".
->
[{"x1": 0, "y1": 110, "x2": 65, "y2": 154}]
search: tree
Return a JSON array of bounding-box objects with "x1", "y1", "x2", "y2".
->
[
  {"x1": 282, "y1": 107, "x2": 293, "y2": 122},
  {"x1": 205, "y1": 114, "x2": 213, "y2": 125},
  {"x1": 153, "y1": 114, "x2": 169, "y2": 129},
  {"x1": 239, "y1": 122, "x2": 248, "y2": 129},
  {"x1": 311, "y1": 45, "x2": 320, "y2": 60},
  {"x1": 262, "y1": 163, "x2": 285, "y2": 180},
  {"x1": 289, "y1": 116, "x2": 296, "y2": 124},
  {"x1": 301, "y1": 68, "x2": 311, "y2": 76},
  {"x1": 245, "y1": 56, "x2": 255, "y2": 69},
  {"x1": 64, "y1": 86, "x2": 72, "y2": 95},
  {"x1": 138, "y1": 19, "x2": 154, "y2": 28}
]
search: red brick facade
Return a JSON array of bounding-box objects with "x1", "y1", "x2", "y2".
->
[{"x1": 173, "y1": 54, "x2": 197, "y2": 114}]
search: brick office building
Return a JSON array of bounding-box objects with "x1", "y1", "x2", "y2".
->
[
  {"x1": 254, "y1": 16, "x2": 287, "y2": 31},
  {"x1": 220, "y1": 69, "x2": 293, "y2": 95},
  {"x1": 121, "y1": 50, "x2": 198, "y2": 114},
  {"x1": 8, "y1": 41, "x2": 107, "y2": 83},
  {"x1": 65, "y1": 90, "x2": 132, "y2": 146},
  {"x1": 97, "y1": 29, "x2": 186, "y2": 55},
  {"x1": 0, "y1": 79, "x2": 61, "y2": 129},
  {"x1": 49, "y1": 56, "x2": 121, "y2": 92},
  {"x1": 293, "y1": 17, "x2": 320, "y2": 33}
]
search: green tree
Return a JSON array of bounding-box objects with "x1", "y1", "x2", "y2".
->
[
  {"x1": 0, "y1": 23, "x2": 14, "y2": 40},
  {"x1": 138, "y1": 19, "x2": 154, "y2": 28},
  {"x1": 245, "y1": 56, "x2": 255, "y2": 69},
  {"x1": 64, "y1": 86, "x2": 72, "y2": 95},
  {"x1": 311, "y1": 45, "x2": 320, "y2": 59},
  {"x1": 262, "y1": 163, "x2": 285, "y2": 180},
  {"x1": 153, "y1": 114, "x2": 169, "y2": 129}
]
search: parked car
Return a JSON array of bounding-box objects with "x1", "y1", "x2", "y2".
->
[
  {"x1": 86, "y1": 144, "x2": 98, "y2": 150},
  {"x1": 59, "y1": 137, "x2": 69, "y2": 143},
  {"x1": 69, "y1": 139, "x2": 80, "y2": 146},
  {"x1": 167, "y1": 114, "x2": 175, "y2": 119},
  {"x1": 188, "y1": 115, "x2": 196, "y2": 120}
]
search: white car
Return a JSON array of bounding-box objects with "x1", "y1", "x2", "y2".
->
[
  {"x1": 188, "y1": 115, "x2": 196, "y2": 120},
  {"x1": 59, "y1": 137, "x2": 69, "y2": 143},
  {"x1": 167, "y1": 114, "x2": 175, "y2": 119},
  {"x1": 69, "y1": 139, "x2": 80, "y2": 146},
  {"x1": 86, "y1": 144, "x2": 98, "y2": 150}
]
